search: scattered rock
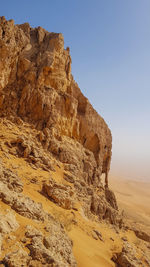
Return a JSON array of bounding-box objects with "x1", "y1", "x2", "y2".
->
[
  {"x1": 26, "y1": 224, "x2": 76, "y2": 267},
  {"x1": 93, "y1": 230, "x2": 104, "y2": 242}
]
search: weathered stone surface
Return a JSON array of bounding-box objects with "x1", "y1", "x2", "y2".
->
[
  {"x1": 0, "y1": 163, "x2": 23, "y2": 193},
  {"x1": 42, "y1": 178, "x2": 75, "y2": 209},
  {"x1": 1, "y1": 221, "x2": 76, "y2": 266},
  {"x1": 0, "y1": 182, "x2": 46, "y2": 221},
  {"x1": 105, "y1": 188, "x2": 118, "y2": 210},
  {"x1": 3, "y1": 249, "x2": 30, "y2": 267},
  {"x1": 7, "y1": 135, "x2": 55, "y2": 171},
  {"x1": 26, "y1": 224, "x2": 76, "y2": 267},
  {"x1": 25, "y1": 225, "x2": 43, "y2": 238},
  {"x1": 132, "y1": 228, "x2": 150, "y2": 243},
  {"x1": 112, "y1": 242, "x2": 144, "y2": 267},
  {"x1": 90, "y1": 191, "x2": 121, "y2": 225},
  {"x1": 0, "y1": 210, "x2": 19, "y2": 234},
  {"x1": 93, "y1": 229, "x2": 104, "y2": 242}
]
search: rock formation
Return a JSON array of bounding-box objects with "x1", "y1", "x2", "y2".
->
[
  {"x1": 0, "y1": 16, "x2": 111, "y2": 186},
  {"x1": 112, "y1": 241, "x2": 144, "y2": 267},
  {"x1": 0, "y1": 17, "x2": 149, "y2": 267},
  {"x1": 0, "y1": 16, "x2": 120, "y2": 223}
]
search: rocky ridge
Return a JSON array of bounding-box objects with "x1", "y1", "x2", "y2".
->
[{"x1": 0, "y1": 17, "x2": 149, "y2": 266}]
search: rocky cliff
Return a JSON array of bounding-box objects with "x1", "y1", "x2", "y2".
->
[
  {"x1": 0, "y1": 16, "x2": 112, "y2": 184},
  {"x1": 0, "y1": 17, "x2": 149, "y2": 267},
  {"x1": 0, "y1": 16, "x2": 119, "y2": 220}
]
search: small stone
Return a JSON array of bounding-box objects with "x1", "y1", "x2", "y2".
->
[{"x1": 93, "y1": 230, "x2": 104, "y2": 242}]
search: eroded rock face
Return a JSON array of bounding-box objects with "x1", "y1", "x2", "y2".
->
[{"x1": 0, "y1": 16, "x2": 111, "y2": 187}]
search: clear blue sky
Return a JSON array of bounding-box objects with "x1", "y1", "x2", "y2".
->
[{"x1": 1, "y1": 0, "x2": 150, "y2": 180}]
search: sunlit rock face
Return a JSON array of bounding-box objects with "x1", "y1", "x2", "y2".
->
[{"x1": 0, "y1": 16, "x2": 112, "y2": 186}]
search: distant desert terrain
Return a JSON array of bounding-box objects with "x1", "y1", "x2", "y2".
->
[{"x1": 110, "y1": 175, "x2": 150, "y2": 232}]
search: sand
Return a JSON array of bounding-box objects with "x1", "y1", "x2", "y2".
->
[{"x1": 110, "y1": 175, "x2": 150, "y2": 230}]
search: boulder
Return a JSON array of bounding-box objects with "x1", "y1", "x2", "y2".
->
[{"x1": 42, "y1": 179, "x2": 75, "y2": 210}]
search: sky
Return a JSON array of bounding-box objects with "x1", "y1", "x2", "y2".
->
[{"x1": 1, "y1": 0, "x2": 150, "y2": 180}]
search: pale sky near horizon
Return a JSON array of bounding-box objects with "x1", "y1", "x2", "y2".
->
[{"x1": 1, "y1": 0, "x2": 150, "y2": 181}]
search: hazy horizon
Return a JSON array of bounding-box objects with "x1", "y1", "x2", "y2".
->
[{"x1": 1, "y1": 0, "x2": 150, "y2": 181}]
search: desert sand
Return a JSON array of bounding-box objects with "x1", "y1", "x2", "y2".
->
[{"x1": 110, "y1": 174, "x2": 150, "y2": 231}]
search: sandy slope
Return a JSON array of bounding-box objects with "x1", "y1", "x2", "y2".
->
[{"x1": 0, "y1": 120, "x2": 149, "y2": 266}]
